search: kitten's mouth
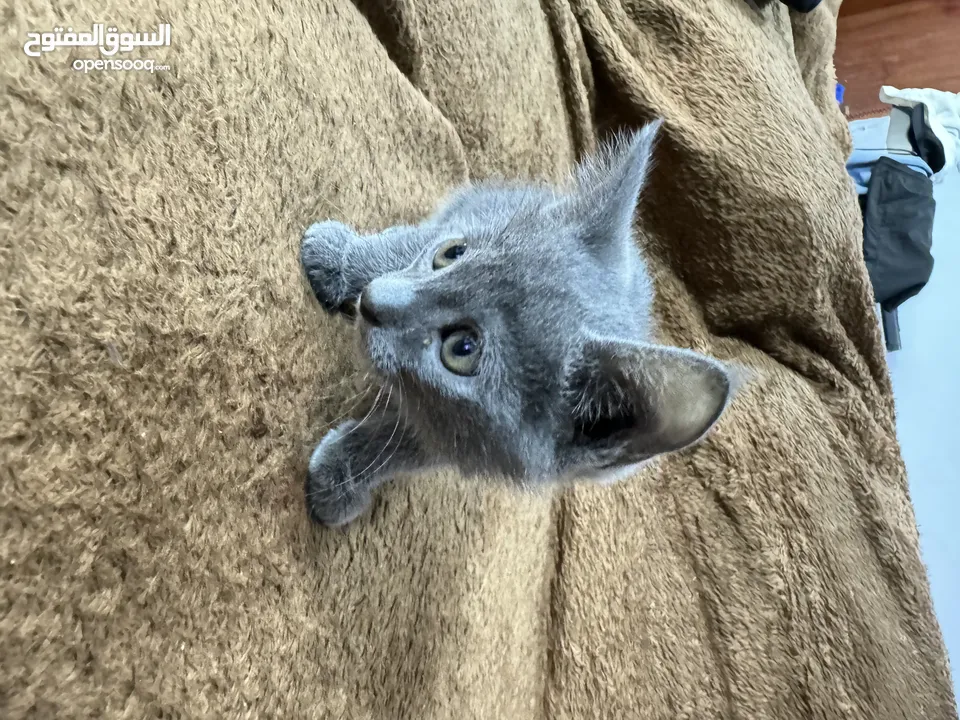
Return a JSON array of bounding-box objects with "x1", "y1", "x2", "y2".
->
[
  {"x1": 336, "y1": 298, "x2": 358, "y2": 320},
  {"x1": 355, "y1": 321, "x2": 399, "y2": 377}
]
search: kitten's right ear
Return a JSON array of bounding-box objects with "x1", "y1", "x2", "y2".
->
[
  {"x1": 565, "y1": 336, "x2": 735, "y2": 472},
  {"x1": 300, "y1": 220, "x2": 359, "y2": 315}
]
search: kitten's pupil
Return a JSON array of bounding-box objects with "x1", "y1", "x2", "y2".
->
[
  {"x1": 439, "y1": 327, "x2": 482, "y2": 375},
  {"x1": 433, "y1": 238, "x2": 468, "y2": 270},
  {"x1": 453, "y1": 335, "x2": 476, "y2": 356}
]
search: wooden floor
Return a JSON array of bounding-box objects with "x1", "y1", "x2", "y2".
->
[{"x1": 834, "y1": 0, "x2": 960, "y2": 120}]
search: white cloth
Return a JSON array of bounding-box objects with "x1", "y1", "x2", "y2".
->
[{"x1": 880, "y1": 85, "x2": 960, "y2": 180}]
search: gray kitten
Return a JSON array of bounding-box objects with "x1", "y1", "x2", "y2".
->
[{"x1": 300, "y1": 120, "x2": 734, "y2": 527}]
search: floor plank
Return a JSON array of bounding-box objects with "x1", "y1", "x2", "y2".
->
[
  {"x1": 839, "y1": 0, "x2": 912, "y2": 18},
  {"x1": 834, "y1": 0, "x2": 960, "y2": 119}
]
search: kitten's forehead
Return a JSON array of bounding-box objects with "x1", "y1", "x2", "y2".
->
[
  {"x1": 414, "y1": 187, "x2": 603, "y2": 345},
  {"x1": 428, "y1": 186, "x2": 577, "y2": 265}
]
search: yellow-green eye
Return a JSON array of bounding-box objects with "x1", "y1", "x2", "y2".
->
[
  {"x1": 433, "y1": 238, "x2": 467, "y2": 270},
  {"x1": 440, "y1": 327, "x2": 482, "y2": 376}
]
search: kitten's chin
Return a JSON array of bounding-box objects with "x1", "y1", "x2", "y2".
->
[
  {"x1": 559, "y1": 458, "x2": 658, "y2": 486},
  {"x1": 590, "y1": 462, "x2": 647, "y2": 486}
]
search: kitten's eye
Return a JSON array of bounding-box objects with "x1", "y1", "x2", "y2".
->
[
  {"x1": 440, "y1": 327, "x2": 482, "y2": 376},
  {"x1": 433, "y1": 238, "x2": 467, "y2": 270}
]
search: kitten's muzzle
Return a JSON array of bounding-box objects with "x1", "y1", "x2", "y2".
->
[
  {"x1": 358, "y1": 291, "x2": 381, "y2": 327},
  {"x1": 358, "y1": 278, "x2": 417, "y2": 329}
]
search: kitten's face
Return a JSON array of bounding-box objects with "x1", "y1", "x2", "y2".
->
[
  {"x1": 347, "y1": 122, "x2": 734, "y2": 483},
  {"x1": 357, "y1": 191, "x2": 615, "y2": 480}
]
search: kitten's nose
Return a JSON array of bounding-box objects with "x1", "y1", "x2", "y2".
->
[
  {"x1": 359, "y1": 278, "x2": 416, "y2": 328},
  {"x1": 358, "y1": 292, "x2": 381, "y2": 327}
]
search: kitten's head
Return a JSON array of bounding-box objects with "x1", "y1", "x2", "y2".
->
[{"x1": 332, "y1": 121, "x2": 734, "y2": 483}]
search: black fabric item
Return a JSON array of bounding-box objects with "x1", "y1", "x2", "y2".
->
[
  {"x1": 908, "y1": 103, "x2": 947, "y2": 174},
  {"x1": 881, "y1": 309, "x2": 901, "y2": 352},
  {"x1": 781, "y1": 0, "x2": 822, "y2": 11},
  {"x1": 743, "y1": 0, "x2": 821, "y2": 12},
  {"x1": 862, "y1": 156, "x2": 936, "y2": 312}
]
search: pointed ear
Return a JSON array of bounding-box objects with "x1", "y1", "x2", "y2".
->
[
  {"x1": 569, "y1": 119, "x2": 662, "y2": 256},
  {"x1": 566, "y1": 337, "x2": 733, "y2": 469}
]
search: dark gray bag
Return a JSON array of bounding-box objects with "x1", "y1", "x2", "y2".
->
[{"x1": 861, "y1": 156, "x2": 936, "y2": 351}]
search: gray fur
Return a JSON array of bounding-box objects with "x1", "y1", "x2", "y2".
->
[{"x1": 300, "y1": 120, "x2": 735, "y2": 527}]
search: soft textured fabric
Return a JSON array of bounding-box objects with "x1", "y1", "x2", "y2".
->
[{"x1": 1, "y1": 0, "x2": 956, "y2": 718}]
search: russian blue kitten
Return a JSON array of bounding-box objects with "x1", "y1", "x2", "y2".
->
[{"x1": 300, "y1": 120, "x2": 734, "y2": 527}]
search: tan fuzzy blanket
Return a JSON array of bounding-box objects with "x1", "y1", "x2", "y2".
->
[{"x1": 1, "y1": 0, "x2": 956, "y2": 717}]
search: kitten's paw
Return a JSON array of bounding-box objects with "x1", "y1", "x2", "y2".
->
[
  {"x1": 300, "y1": 221, "x2": 358, "y2": 317},
  {"x1": 305, "y1": 421, "x2": 372, "y2": 527}
]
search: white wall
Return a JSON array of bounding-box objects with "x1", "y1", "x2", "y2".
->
[{"x1": 885, "y1": 170, "x2": 960, "y2": 702}]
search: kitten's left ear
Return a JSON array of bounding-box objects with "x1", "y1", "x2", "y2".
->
[
  {"x1": 570, "y1": 119, "x2": 662, "y2": 257},
  {"x1": 566, "y1": 336, "x2": 735, "y2": 469}
]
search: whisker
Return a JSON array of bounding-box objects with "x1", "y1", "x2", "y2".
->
[
  {"x1": 318, "y1": 382, "x2": 377, "y2": 431},
  {"x1": 309, "y1": 191, "x2": 351, "y2": 221},
  {"x1": 370, "y1": 421, "x2": 405, "y2": 482},
  {"x1": 307, "y1": 384, "x2": 392, "y2": 504},
  {"x1": 369, "y1": 380, "x2": 409, "y2": 480},
  {"x1": 355, "y1": 387, "x2": 402, "y2": 480},
  {"x1": 341, "y1": 384, "x2": 389, "y2": 440},
  {"x1": 313, "y1": 371, "x2": 371, "y2": 402}
]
